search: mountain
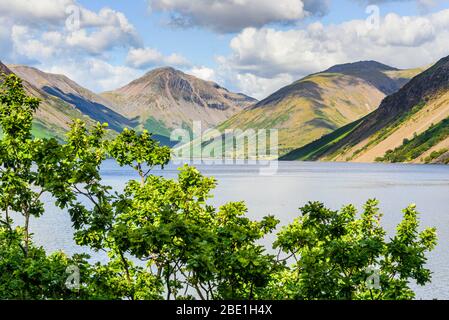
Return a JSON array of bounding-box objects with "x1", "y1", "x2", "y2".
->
[
  {"x1": 216, "y1": 61, "x2": 423, "y2": 156},
  {"x1": 1, "y1": 61, "x2": 100, "y2": 139},
  {"x1": 8, "y1": 65, "x2": 132, "y2": 133},
  {"x1": 282, "y1": 55, "x2": 449, "y2": 164},
  {"x1": 101, "y1": 67, "x2": 256, "y2": 139}
]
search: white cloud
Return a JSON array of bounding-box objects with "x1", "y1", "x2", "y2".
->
[
  {"x1": 65, "y1": 8, "x2": 141, "y2": 54},
  {"x1": 11, "y1": 25, "x2": 63, "y2": 61},
  {"x1": 0, "y1": 1, "x2": 141, "y2": 59},
  {"x1": 218, "y1": 9, "x2": 449, "y2": 98},
  {"x1": 0, "y1": 0, "x2": 74, "y2": 24},
  {"x1": 126, "y1": 47, "x2": 190, "y2": 69},
  {"x1": 148, "y1": 0, "x2": 329, "y2": 33},
  {"x1": 44, "y1": 58, "x2": 142, "y2": 92},
  {"x1": 188, "y1": 66, "x2": 217, "y2": 82},
  {"x1": 66, "y1": 27, "x2": 139, "y2": 55},
  {"x1": 232, "y1": 72, "x2": 294, "y2": 100}
]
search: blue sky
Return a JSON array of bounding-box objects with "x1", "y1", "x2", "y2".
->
[
  {"x1": 77, "y1": 0, "x2": 448, "y2": 69},
  {"x1": 1, "y1": 0, "x2": 449, "y2": 99}
]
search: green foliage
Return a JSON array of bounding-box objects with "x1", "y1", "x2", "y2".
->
[
  {"x1": 66, "y1": 154, "x2": 279, "y2": 299},
  {"x1": 0, "y1": 73, "x2": 60, "y2": 255},
  {"x1": 0, "y1": 227, "x2": 93, "y2": 299},
  {"x1": 270, "y1": 200, "x2": 437, "y2": 300},
  {"x1": 424, "y1": 148, "x2": 449, "y2": 163},
  {"x1": 0, "y1": 73, "x2": 439, "y2": 300},
  {"x1": 378, "y1": 117, "x2": 449, "y2": 163}
]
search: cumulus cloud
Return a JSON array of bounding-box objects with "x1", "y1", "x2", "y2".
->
[
  {"x1": 231, "y1": 72, "x2": 294, "y2": 100},
  {"x1": 0, "y1": 0, "x2": 74, "y2": 24},
  {"x1": 65, "y1": 8, "x2": 141, "y2": 54},
  {"x1": 188, "y1": 66, "x2": 217, "y2": 82},
  {"x1": 148, "y1": 0, "x2": 329, "y2": 33},
  {"x1": 126, "y1": 47, "x2": 190, "y2": 69},
  {"x1": 11, "y1": 26, "x2": 62, "y2": 61},
  {"x1": 218, "y1": 9, "x2": 449, "y2": 98},
  {"x1": 0, "y1": 1, "x2": 141, "y2": 58},
  {"x1": 44, "y1": 58, "x2": 142, "y2": 92}
]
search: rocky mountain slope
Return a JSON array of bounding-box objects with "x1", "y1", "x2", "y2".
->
[
  {"x1": 8, "y1": 65, "x2": 132, "y2": 133},
  {"x1": 282, "y1": 55, "x2": 449, "y2": 164},
  {"x1": 1, "y1": 61, "x2": 98, "y2": 138},
  {"x1": 102, "y1": 67, "x2": 256, "y2": 139},
  {"x1": 213, "y1": 61, "x2": 423, "y2": 156}
]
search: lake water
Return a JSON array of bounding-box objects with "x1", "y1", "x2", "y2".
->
[{"x1": 24, "y1": 160, "x2": 449, "y2": 300}]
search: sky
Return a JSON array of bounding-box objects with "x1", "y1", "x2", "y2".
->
[{"x1": 1, "y1": 0, "x2": 449, "y2": 99}]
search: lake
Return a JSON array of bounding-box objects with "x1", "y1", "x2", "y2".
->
[{"x1": 24, "y1": 160, "x2": 449, "y2": 300}]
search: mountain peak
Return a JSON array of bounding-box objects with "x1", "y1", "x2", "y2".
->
[
  {"x1": 424, "y1": 54, "x2": 449, "y2": 75},
  {"x1": 140, "y1": 66, "x2": 188, "y2": 81},
  {"x1": 377, "y1": 54, "x2": 449, "y2": 116},
  {"x1": 126, "y1": 66, "x2": 189, "y2": 88},
  {"x1": 324, "y1": 60, "x2": 398, "y2": 74}
]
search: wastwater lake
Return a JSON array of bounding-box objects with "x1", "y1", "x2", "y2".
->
[{"x1": 20, "y1": 160, "x2": 449, "y2": 300}]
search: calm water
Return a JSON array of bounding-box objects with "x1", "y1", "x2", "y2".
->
[{"x1": 23, "y1": 160, "x2": 449, "y2": 300}]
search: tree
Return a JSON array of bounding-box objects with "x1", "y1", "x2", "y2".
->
[
  {"x1": 0, "y1": 73, "x2": 96, "y2": 299},
  {"x1": 271, "y1": 200, "x2": 437, "y2": 300},
  {"x1": 59, "y1": 125, "x2": 280, "y2": 300},
  {"x1": 0, "y1": 227, "x2": 93, "y2": 299}
]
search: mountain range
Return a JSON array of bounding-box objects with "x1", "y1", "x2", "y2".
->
[
  {"x1": 1, "y1": 62, "x2": 255, "y2": 145},
  {"x1": 9, "y1": 64, "x2": 132, "y2": 133},
  {"x1": 203, "y1": 61, "x2": 423, "y2": 156},
  {"x1": 4, "y1": 56, "x2": 448, "y2": 165},
  {"x1": 282, "y1": 55, "x2": 449, "y2": 164}
]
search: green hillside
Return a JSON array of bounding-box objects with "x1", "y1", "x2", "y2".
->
[{"x1": 282, "y1": 55, "x2": 449, "y2": 164}]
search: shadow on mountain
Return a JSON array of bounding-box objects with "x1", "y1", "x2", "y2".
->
[
  {"x1": 324, "y1": 61, "x2": 405, "y2": 95},
  {"x1": 42, "y1": 86, "x2": 137, "y2": 132},
  {"x1": 154, "y1": 134, "x2": 179, "y2": 148}
]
